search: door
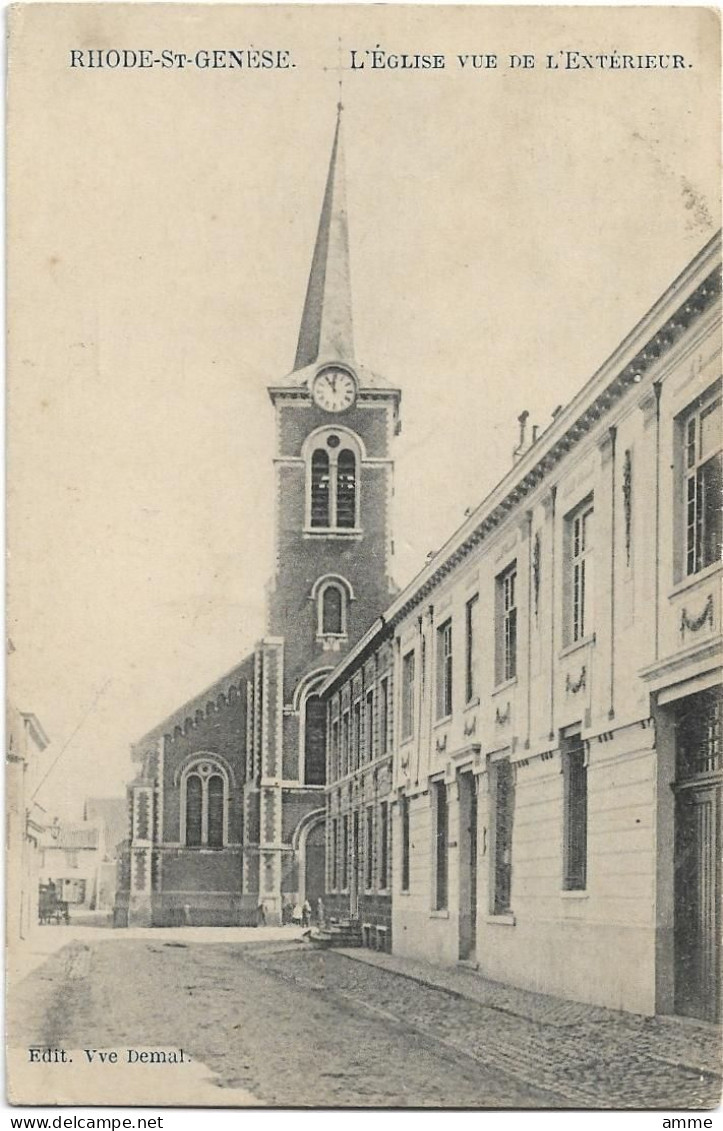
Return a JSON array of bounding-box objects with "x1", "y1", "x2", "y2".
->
[
  {"x1": 674, "y1": 782, "x2": 721, "y2": 1021},
  {"x1": 458, "y1": 772, "x2": 478, "y2": 961}
]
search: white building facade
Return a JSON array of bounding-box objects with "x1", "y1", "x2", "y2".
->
[{"x1": 322, "y1": 233, "x2": 721, "y2": 1020}]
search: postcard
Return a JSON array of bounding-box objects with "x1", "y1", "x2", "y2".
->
[{"x1": 6, "y1": 2, "x2": 722, "y2": 1110}]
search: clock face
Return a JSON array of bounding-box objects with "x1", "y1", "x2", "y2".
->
[{"x1": 312, "y1": 367, "x2": 357, "y2": 413}]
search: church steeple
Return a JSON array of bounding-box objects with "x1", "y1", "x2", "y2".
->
[{"x1": 294, "y1": 107, "x2": 354, "y2": 371}]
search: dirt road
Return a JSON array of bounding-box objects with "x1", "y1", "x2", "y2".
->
[{"x1": 8, "y1": 938, "x2": 564, "y2": 1107}]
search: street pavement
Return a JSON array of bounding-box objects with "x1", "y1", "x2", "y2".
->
[{"x1": 6, "y1": 925, "x2": 722, "y2": 1109}]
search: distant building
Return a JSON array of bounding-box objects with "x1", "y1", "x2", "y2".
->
[
  {"x1": 319, "y1": 233, "x2": 722, "y2": 1021},
  {"x1": 6, "y1": 703, "x2": 50, "y2": 939},
  {"x1": 41, "y1": 799, "x2": 126, "y2": 911}
]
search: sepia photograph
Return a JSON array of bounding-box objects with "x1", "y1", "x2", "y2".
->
[{"x1": 5, "y1": 1, "x2": 722, "y2": 1113}]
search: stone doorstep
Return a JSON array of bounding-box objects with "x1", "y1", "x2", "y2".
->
[{"x1": 334, "y1": 948, "x2": 723, "y2": 1080}]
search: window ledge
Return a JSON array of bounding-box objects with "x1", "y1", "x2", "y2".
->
[
  {"x1": 303, "y1": 528, "x2": 363, "y2": 541},
  {"x1": 464, "y1": 697, "x2": 480, "y2": 711},
  {"x1": 485, "y1": 911, "x2": 516, "y2": 926},
  {"x1": 492, "y1": 676, "x2": 517, "y2": 696},
  {"x1": 559, "y1": 633, "x2": 596, "y2": 660},
  {"x1": 561, "y1": 889, "x2": 588, "y2": 899},
  {"x1": 669, "y1": 560, "x2": 722, "y2": 600},
  {"x1": 434, "y1": 714, "x2": 452, "y2": 728},
  {"x1": 399, "y1": 889, "x2": 411, "y2": 897},
  {"x1": 430, "y1": 909, "x2": 449, "y2": 919}
]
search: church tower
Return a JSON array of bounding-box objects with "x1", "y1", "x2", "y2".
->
[{"x1": 267, "y1": 107, "x2": 401, "y2": 790}]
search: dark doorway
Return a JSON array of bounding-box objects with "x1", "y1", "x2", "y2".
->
[
  {"x1": 304, "y1": 820, "x2": 326, "y2": 914},
  {"x1": 674, "y1": 689, "x2": 721, "y2": 1022}
]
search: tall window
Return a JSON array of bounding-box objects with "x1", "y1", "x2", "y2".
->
[
  {"x1": 683, "y1": 391, "x2": 722, "y2": 576},
  {"x1": 379, "y1": 801, "x2": 389, "y2": 890},
  {"x1": 182, "y1": 760, "x2": 228, "y2": 848},
  {"x1": 341, "y1": 814, "x2": 349, "y2": 889},
  {"x1": 436, "y1": 619, "x2": 453, "y2": 719},
  {"x1": 563, "y1": 735, "x2": 588, "y2": 891},
  {"x1": 465, "y1": 594, "x2": 480, "y2": 703},
  {"x1": 433, "y1": 782, "x2": 448, "y2": 910},
  {"x1": 493, "y1": 760, "x2": 514, "y2": 913},
  {"x1": 401, "y1": 795, "x2": 410, "y2": 892},
  {"x1": 364, "y1": 689, "x2": 374, "y2": 761},
  {"x1": 352, "y1": 701, "x2": 361, "y2": 772},
  {"x1": 379, "y1": 677, "x2": 389, "y2": 755},
  {"x1": 401, "y1": 651, "x2": 416, "y2": 741},
  {"x1": 567, "y1": 499, "x2": 594, "y2": 644},
  {"x1": 365, "y1": 806, "x2": 374, "y2": 890},
  {"x1": 336, "y1": 450, "x2": 357, "y2": 528},
  {"x1": 307, "y1": 432, "x2": 361, "y2": 531},
  {"x1": 207, "y1": 775, "x2": 224, "y2": 848},
  {"x1": 310, "y1": 449, "x2": 330, "y2": 527},
  {"x1": 496, "y1": 564, "x2": 518, "y2": 684},
  {"x1": 304, "y1": 695, "x2": 327, "y2": 786},
  {"x1": 186, "y1": 775, "x2": 203, "y2": 846},
  {"x1": 321, "y1": 585, "x2": 343, "y2": 635},
  {"x1": 341, "y1": 711, "x2": 350, "y2": 776},
  {"x1": 331, "y1": 719, "x2": 340, "y2": 781},
  {"x1": 330, "y1": 818, "x2": 338, "y2": 890}
]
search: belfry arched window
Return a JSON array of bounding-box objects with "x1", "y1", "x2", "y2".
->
[
  {"x1": 322, "y1": 585, "x2": 343, "y2": 635},
  {"x1": 304, "y1": 428, "x2": 363, "y2": 531},
  {"x1": 310, "y1": 450, "x2": 331, "y2": 527},
  {"x1": 180, "y1": 758, "x2": 229, "y2": 848},
  {"x1": 310, "y1": 574, "x2": 355, "y2": 642}
]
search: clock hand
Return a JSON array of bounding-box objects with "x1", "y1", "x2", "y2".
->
[{"x1": 330, "y1": 374, "x2": 337, "y2": 393}]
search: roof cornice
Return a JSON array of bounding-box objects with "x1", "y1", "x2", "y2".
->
[{"x1": 321, "y1": 232, "x2": 722, "y2": 695}]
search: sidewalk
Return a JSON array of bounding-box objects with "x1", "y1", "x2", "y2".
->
[{"x1": 337, "y1": 947, "x2": 723, "y2": 1080}]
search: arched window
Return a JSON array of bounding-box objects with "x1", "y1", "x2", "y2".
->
[
  {"x1": 304, "y1": 695, "x2": 327, "y2": 786},
  {"x1": 304, "y1": 428, "x2": 363, "y2": 532},
  {"x1": 322, "y1": 585, "x2": 343, "y2": 635},
  {"x1": 310, "y1": 450, "x2": 330, "y2": 528},
  {"x1": 181, "y1": 759, "x2": 229, "y2": 848},
  {"x1": 336, "y1": 450, "x2": 356, "y2": 528},
  {"x1": 207, "y1": 775, "x2": 224, "y2": 849},
  {"x1": 186, "y1": 775, "x2": 203, "y2": 847}
]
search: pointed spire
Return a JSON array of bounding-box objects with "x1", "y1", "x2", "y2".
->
[{"x1": 294, "y1": 105, "x2": 354, "y2": 371}]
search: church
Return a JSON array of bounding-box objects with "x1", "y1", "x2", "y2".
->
[{"x1": 115, "y1": 109, "x2": 401, "y2": 927}]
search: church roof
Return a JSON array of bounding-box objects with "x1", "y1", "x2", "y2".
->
[
  {"x1": 131, "y1": 653, "x2": 253, "y2": 758},
  {"x1": 294, "y1": 106, "x2": 354, "y2": 372}
]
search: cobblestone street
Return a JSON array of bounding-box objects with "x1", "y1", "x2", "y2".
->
[{"x1": 7, "y1": 931, "x2": 722, "y2": 1109}]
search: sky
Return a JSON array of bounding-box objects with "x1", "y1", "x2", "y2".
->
[{"x1": 7, "y1": 3, "x2": 720, "y2": 821}]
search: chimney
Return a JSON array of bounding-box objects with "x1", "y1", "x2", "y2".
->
[{"x1": 513, "y1": 410, "x2": 529, "y2": 463}]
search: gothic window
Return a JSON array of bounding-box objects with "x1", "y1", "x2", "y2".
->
[
  {"x1": 181, "y1": 759, "x2": 229, "y2": 848},
  {"x1": 305, "y1": 429, "x2": 362, "y2": 532}
]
